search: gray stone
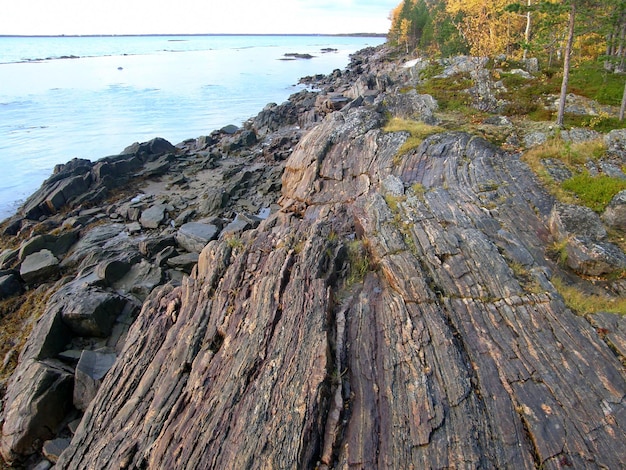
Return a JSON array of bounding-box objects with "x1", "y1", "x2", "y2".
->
[
  {"x1": 58, "y1": 349, "x2": 83, "y2": 363},
  {"x1": 549, "y1": 203, "x2": 607, "y2": 241},
  {"x1": 31, "y1": 460, "x2": 53, "y2": 470},
  {"x1": 382, "y1": 175, "x2": 405, "y2": 197},
  {"x1": 68, "y1": 418, "x2": 82, "y2": 435},
  {"x1": 542, "y1": 159, "x2": 573, "y2": 183},
  {"x1": 18, "y1": 233, "x2": 77, "y2": 261},
  {"x1": 126, "y1": 222, "x2": 142, "y2": 234},
  {"x1": 96, "y1": 259, "x2": 131, "y2": 284},
  {"x1": 0, "y1": 273, "x2": 23, "y2": 299},
  {"x1": 19, "y1": 250, "x2": 60, "y2": 285},
  {"x1": 111, "y1": 260, "x2": 163, "y2": 301},
  {"x1": 221, "y1": 124, "x2": 239, "y2": 135},
  {"x1": 524, "y1": 131, "x2": 548, "y2": 148},
  {"x1": 561, "y1": 128, "x2": 601, "y2": 144},
  {"x1": 61, "y1": 223, "x2": 126, "y2": 267},
  {"x1": 509, "y1": 68, "x2": 532, "y2": 79},
  {"x1": 42, "y1": 437, "x2": 71, "y2": 463},
  {"x1": 155, "y1": 246, "x2": 178, "y2": 267},
  {"x1": 60, "y1": 287, "x2": 128, "y2": 337},
  {"x1": 0, "y1": 359, "x2": 73, "y2": 463},
  {"x1": 139, "y1": 204, "x2": 167, "y2": 229},
  {"x1": 384, "y1": 90, "x2": 439, "y2": 124},
  {"x1": 0, "y1": 248, "x2": 19, "y2": 269},
  {"x1": 166, "y1": 253, "x2": 200, "y2": 273},
  {"x1": 198, "y1": 190, "x2": 229, "y2": 216},
  {"x1": 174, "y1": 208, "x2": 196, "y2": 226},
  {"x1": 565, "y1": 236, "x2": 626, "y2": 276},
  {"x1": 602, "y1": 190, "x2": 626, "y2": 230},
  {"x1": 605, "y1": 128, "x2": 626, "y2": 159},
  {"x1": 176, "y1": 222, "x2": 220, "y2": 253},
  {"x1": 139, "y1": 235, "x2": 176, "y2": 258},
  {"x1": 222, "y1": 213, "x2": 262, "y2": 237},
  {"x1": 73, "y1": 350, "x2": 117, "y2": 411},
  {"x1": 523, "y1": 57, "x2": 539, "y2": 73}
]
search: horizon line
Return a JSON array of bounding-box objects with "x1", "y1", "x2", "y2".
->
[{"x1": 0, "y1": 32, "x2": 388, "y2": 39}]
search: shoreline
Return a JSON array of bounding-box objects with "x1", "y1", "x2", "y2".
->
[{"x1": 0, "y1": 35, "x2": 384, "y2": 221}]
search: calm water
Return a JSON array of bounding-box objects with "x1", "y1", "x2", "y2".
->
[{"x1": 0, "y1": 35, "x2": 385, "y2": 219}]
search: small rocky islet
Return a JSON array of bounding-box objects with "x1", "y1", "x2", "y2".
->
[{"x1": 0, "y1": 45, "x2": 625, "y2": 468}]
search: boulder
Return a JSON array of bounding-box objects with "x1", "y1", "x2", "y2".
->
[
  {"x1": 111, "y1": 260, "x2": 163, "y2": 301},
  {"x1": 139, "y1": 235, "x2": 176, "y2": 258},
  {"x1": 19, "y1": 250, "x2": 60, "y2": 285},
  {"x1": 122, "y1": 137, "x2": 175, "y2": 157},
  {"x1": 605, "y1": 128, "x2": 626, "y2": 160},
  {"x1": 523, "y1": 131, "x2": 549, "y2": 148},
  {"x1": 42, "y1": 437, "x2": 71, "y2": 463},
  {"x1": 549, "y1": 203, "x2": 607, "y2": 241},
  {"x1": 221, "y1": 213, "x2": 262, "y2": 237},
  {"x1": 220, "y1": 124, "x2": 239, "y2": 135},
  {"x1": 0, "y1": 248, "x2": 19, "y2": 269},
  {"x1": 561, "y1": 128, "x2": 601, "y2": 144},
  {"x1": 0, "y1": 359, "x2": 73, "y2": 463},
  {"x1": 0, "y1": 273, "x2": 23, "y2": 299},
  {"x1": 166, "y1": 253, "x2": 200, "y2": 274},
  {"x1": 564, "y1": 236, "x2": 626, "y2": 276},
  {"x1": 383, "y1": 90, "x2": 439, "y2": 124},
  {"x1": 176, "y1": 222, "x2": 220, "y2": 253},
  {"x1": 198, "y1": 189, "x2": 229, "y2": 216},
  {"x1": 602, "y1": 190, "x2": 626, "y2": 230},
  {"x1": 95, "y1": 259, "x2": 131, "y2": 284},
  {"x1": 73, "y1": 350, "x2": 117, "y2": 411},
  {"x1": 18, "y1": 231, "x2": 78, "y2": 261},
  {"x1": 60, "y1": 287, "x2": 128, "y2": 337},
  {"x1": 139, "y1": 204, "x2": 168, "y2": 229},
  {"x1": 155, "y1": 246, "x2": 178, "y2": 267}
]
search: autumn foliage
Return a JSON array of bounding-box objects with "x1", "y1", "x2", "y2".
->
[{"x1": 388, "y1": 0, "x2": 626, "y2": 66}]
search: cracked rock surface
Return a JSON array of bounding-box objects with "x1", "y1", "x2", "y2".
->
[{"x1": 2, "y1": 45, "x2": 626, "y2": 469}]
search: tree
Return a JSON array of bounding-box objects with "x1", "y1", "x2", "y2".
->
[
  {"x1": 400, "y1": 18, "x2": 412, "y2": 53},
  {"x1": 557, "y1": 0, "x2": 576, "y2": 127},
  {"x1": 445, "y1": 0, "x2": 522, "y2": 57}
]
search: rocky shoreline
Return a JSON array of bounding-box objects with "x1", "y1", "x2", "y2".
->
[{"x1": 1, "y1": 44, "x2": 625, "y2": 468}]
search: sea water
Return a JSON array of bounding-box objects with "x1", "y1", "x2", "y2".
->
[{"x1": 0, "y1": 35, "x2": 385, "y2": 219}]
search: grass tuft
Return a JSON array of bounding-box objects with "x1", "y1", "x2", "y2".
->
[
  {"x1": 384, "y1": 118, "x2": 445, "y2": 159},
  {"x1": 552, "y1": 277, "x2": 626, "y2": 315}
]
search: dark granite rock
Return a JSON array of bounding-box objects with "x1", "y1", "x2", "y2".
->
[
  {"x1": 166, "y1": 253, "x2": 199, "y2": 273},
  {"x1": 19, "y1": 250, "x2": 60, "y2": 285},
  {"x1": 0, "y1": 359, "x2": 73, "y2": 464},
  {"x1": 73, "y1": 350, "x2": 117, "y2": 411},
  {"x1": 42, "y1": 437, "x2": 71, "y2": 463},
  {"x1": 60, "y1": 287, "x2": 128, "y2": 337},
  {"x1": 602, "y1": 190, "x2": 626, "y2": 230},
  {"x1": 176, "y1": 222, "x2": 220, "y2": 253},
  {"x1": 549, "y1": 203, "x2": 607, "y2": 241},
  {"x1": 0, "y1": 273, "x2": 23, "y2": 299}
]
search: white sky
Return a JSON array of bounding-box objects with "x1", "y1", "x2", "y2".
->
[{"x1": 1, "y1": 0, "x2": 398, "y2": 36}]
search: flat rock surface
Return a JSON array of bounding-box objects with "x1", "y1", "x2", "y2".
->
[{"x1": 57, "y1": 113, "x2": 626, "y2": 469}]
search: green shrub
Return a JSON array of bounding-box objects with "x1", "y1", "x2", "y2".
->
[{"x1": 562, "y1": 172, "x2": 626, "y2": 212}]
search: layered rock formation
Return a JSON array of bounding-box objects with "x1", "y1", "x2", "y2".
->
[{"x1": 1, "y1": 46, "x2": 625, "y2": 469}]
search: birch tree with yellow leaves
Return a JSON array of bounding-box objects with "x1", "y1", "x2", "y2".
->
[{"x1": 445, "y1": 0, "x2": 523, "y2": 57}]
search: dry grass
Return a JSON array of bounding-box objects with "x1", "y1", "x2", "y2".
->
[
  {"x1": 383, "y1": 117, "x2": 445, "y2": 158},
  {"x1": 0, "y1": 288, "x2": 53, "y2": 384},
  {"x1": 552, "y1": 277, "x2": 626, "y2": 315}
]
